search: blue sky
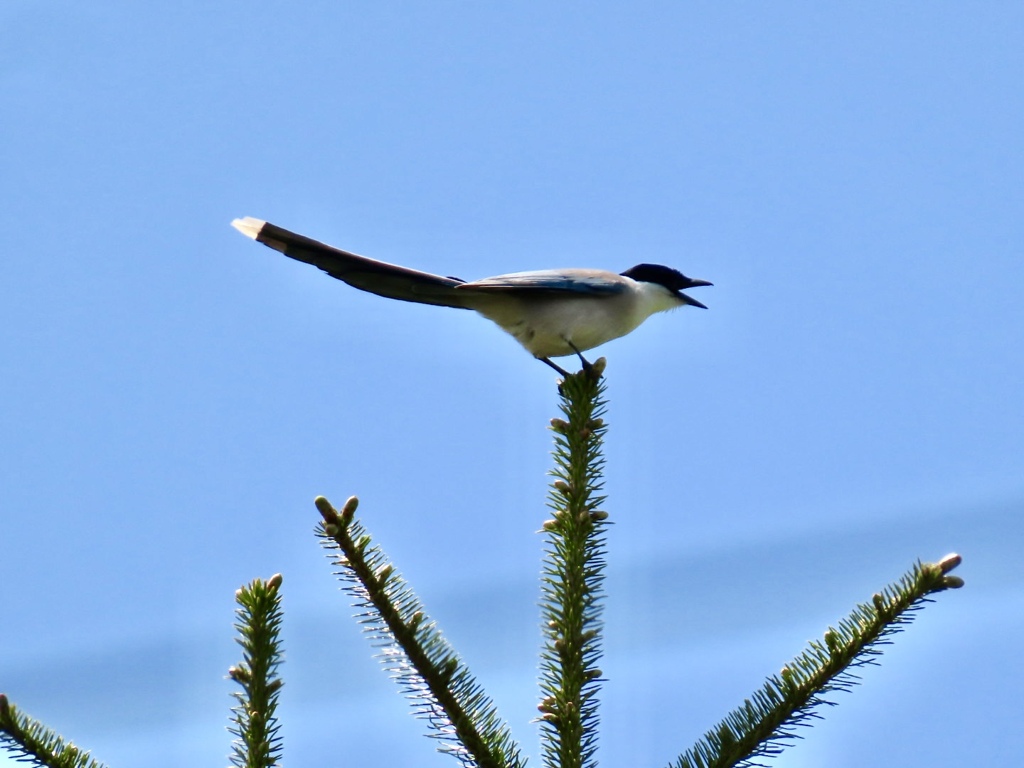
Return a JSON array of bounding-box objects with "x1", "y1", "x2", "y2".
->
[{"x1": 2, "y1": 3, "x2": 1022, "y2": 766}]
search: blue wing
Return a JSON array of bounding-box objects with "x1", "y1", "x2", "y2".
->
[{"x1": 457, "y1": 269, "x2": 626, "y2": 296}]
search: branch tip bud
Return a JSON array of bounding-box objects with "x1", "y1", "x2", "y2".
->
[
  {"x1": 341, "y1": 496, "x2": 359, "y2": 520},
  {"x1": 937, "y1": 553, "x2": 962, "y2": 573},
  {"x1": 267, "y1": 573, "x2": 283, "y2": 590},
  {"x1": 314, "y1": 496, "x2": 338, "y2": 523},
  {"x1": 942, "y1": 575, "x2": 965, "y2": 589}
]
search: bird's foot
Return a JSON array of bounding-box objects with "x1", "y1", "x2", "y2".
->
[
  {"x1": 540, "y1": 351, "x2": 605, "y2": 393},
  {"x1": 566, "y1": 342, "x2": 604, "y2": 381}
]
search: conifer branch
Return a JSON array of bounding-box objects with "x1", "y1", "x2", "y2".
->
[
  {"x1": 0, "y1": 694, "x2": 107, "y2": 768},
  {"x1": 228, "y1": 573, "x2": 285, "y2": 768},
  {"x1": 670, "y1": 553, "x2": 965, "y2": 768},
  {"x1": 537, "y1": 360, "x2": 610, "y2": 768},
  {"x1": 316, "y1": 495, "x2": 525, "y2": 768}
]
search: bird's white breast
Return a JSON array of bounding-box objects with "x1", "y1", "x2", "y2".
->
[{"x1": 470, "y1": 280, "x2": 680, "y2": 358}]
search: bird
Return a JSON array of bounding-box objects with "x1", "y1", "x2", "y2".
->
[{"x1": 232, "y1": 217, "x2": 711, "y2": 377}]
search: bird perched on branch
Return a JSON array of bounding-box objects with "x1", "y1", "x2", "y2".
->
[{"x1": 232, "y1": 217, "x2": 711, "y2": 376}]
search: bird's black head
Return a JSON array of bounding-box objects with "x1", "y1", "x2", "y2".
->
[{"x1": 620, "y1": 263, "x2": 713, "y2": 308}]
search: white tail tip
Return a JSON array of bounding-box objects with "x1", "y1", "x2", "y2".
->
[{"x1": 231, "y1": 217, "x2": 266, "y2": 240}]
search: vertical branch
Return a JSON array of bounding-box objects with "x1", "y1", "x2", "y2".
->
[
  {"x1": 228, "y1": 574, "x2": 285, "y2": 768},
  {"x1": 538, "y1": 360, "x2": 610, "y2": 768}
]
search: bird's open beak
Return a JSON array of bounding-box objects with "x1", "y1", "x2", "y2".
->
[{"x1": 679, "y1": 278, "x2": 712, "y2": 309}]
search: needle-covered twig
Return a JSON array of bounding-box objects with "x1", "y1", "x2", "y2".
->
[
  {"x1": 228, "y1": 573, "x2": 285, "y2": 768},
  {"x1": 0, "y1": 694, "x2": 107, "y2": 768},
  {"x1": 538, "y1": 360, "x2": 610, "y2": 768},
  {"x1": 317, "y1": 496, "x2": 525, "y2": 768},
  {"x1": 670, "y1": 553, "x2": 965, "y2": 768}
]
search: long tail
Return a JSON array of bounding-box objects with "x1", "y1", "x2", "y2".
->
[{"x1": 232, "y1": 217, "x2": 471, "y2": 309}]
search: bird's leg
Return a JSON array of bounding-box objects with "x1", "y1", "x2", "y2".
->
[
  {"x1": 565, "y1": 340, "x2": 594, "y2": 375},
  {"x1": 539, "y1": 357, "x2": 571, "y2": 378}
]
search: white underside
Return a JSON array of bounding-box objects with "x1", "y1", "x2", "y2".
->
[{"x1": 469, "y1": 285, "x2": 682, "y2": 358}]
